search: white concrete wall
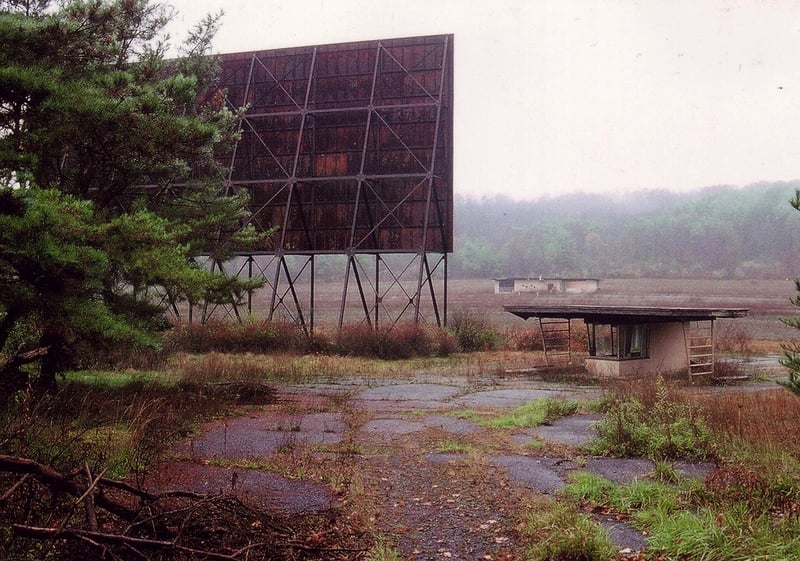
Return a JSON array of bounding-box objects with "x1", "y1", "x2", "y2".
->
[
  {"x1": 563, "y1": 279, "x2": 600, "y2": 293},
  {"x1": 494, "y1": 278, "x2": 599, "y2": 294},
  {"x1": 514, "y1": 279, "x2": 561, "y2": 293}
]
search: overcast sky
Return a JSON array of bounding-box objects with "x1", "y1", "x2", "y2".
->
[{"x1": 165, "y1": 0, "x2": 800, "y2": 201}]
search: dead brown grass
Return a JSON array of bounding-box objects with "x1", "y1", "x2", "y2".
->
[
  {"x1": 244, "y1": 277, "x2": 798, "y2": 346},
  {"x1": 604, "y1": 376, "x2": 800, "y2": 460},
  {"x1": 748, "y1": 339, "x2": 785, "y2": 354},
  {"x1": 690, "y1": 388, "x2": 800, "y2": 458}
]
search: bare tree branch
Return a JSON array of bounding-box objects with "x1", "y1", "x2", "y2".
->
[
  {"x1": 0, "y1": 473, "x2": 31, "y2": 503},
  {"x1": 12, "y1": 524, "x2": 241, "y2": 560},
  {"x1": 80, "y1": 463, "x2": 104, "y2": 530},
  {"x1": 0, "y1": 454, "x2": 138, "y2": 521}
]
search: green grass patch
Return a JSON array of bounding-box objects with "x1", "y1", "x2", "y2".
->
[
  {"x1": 490, "y1": 398, "x2": 580, "y2": 429},
  {"x1": 563, "y1": 471, "x2": 700, "y2": 516},
  {"x1": 453, "y1": 398, "x2": 581, "y2": 430},
  {"x1": 436, "y1": 441, "x2": 477, "y2": 454},
  {"x1": 562, "y1": 470, "x2": 800, "y2": 561},
  {"x1": 647, "y1": 504, "x2": 800, "y2": 561},
  {"x1": 450, "y1": 409, "x2": 492, "y2": 423},
  {"x1": 518, "y1": 496, "x2": 616, "y2": 561},
  {"x1": 524, "y1": 438, "x2": 545, "y2": 450},
  {"x1": 366, "y1": 540, "x2": 404, "y2": 561},
  {"x1": 79, "y1": 423, "x2": 142, "y2": 479},
  {"x1": 64, "y1": 369, "x2": 172, "y2": 389}
]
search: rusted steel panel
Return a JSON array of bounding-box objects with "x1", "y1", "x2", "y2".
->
[{"x1": 212, "y1": 34, "x2": 453, "y2": 254}]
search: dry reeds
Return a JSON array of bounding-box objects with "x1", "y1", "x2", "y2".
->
[
  {"x1": 690, "y1": 387, "x2": 800, "y2": 458},
  {"x1": 604, "y1": 377, "x2": 800, "y2": 457}
]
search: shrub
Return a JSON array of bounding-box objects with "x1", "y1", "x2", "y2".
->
[
  {"x1": 711, "y1": 359, "x2": 749, "y2": 383},
  {"x1": 333, "y1": 324, "x2": 455, "y2": 359},
  {"x1": 716, "y1": 321, "x2": 753, "y2": 356},
  {"x1": 165, "y1": 319, "x2": 305, "y2": 354},
  {"x1": 592, "y1": 375, "x2": 712, "y2": 461},
  {"x1": 164, "y1": 320, "x2": 455, "y2": 360},
  {"x1": 447, "y1": 310, "x2": 502, "y2": 352},
  {"x1": 505, "y1": 326, "x2": 543, "y2": 351}
]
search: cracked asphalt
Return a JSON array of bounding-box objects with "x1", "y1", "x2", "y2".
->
[{"x1": 147, "y1": 376, "x2": 716, "y2": 558}]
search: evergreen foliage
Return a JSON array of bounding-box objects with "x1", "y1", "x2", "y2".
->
[
  {"x1": 453, "y1": 181, "x2": 800, "y2": 279},
  {"x1": 0, "y1": 0, "x2": 264, "y2": 389},
  {"x1": 779, "y1": 189, "x2": 800, "y2": 395}
]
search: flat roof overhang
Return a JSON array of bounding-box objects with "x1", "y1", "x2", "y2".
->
[{"x1": 504, "y1": 305, "x2": 749, "y2": 324}]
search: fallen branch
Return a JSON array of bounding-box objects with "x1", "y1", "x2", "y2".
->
[
  {"x1": 0, "y1": 454, "x2": 138, "y2": 521},
  {"x1": 1, "y1": 456, "x2": 370, "y2": 560},
  {"x1": 79, "y1": 463, "x2": 103, "y2": 531},
  {"x1": 2, "y1": 346, "x2": 49, "y2": 370},
  {"x1": 12, "y1": 524, "x2": 240, "y2": 560},
  {"x1": 0, "y1": 473, "x2": 30, "y2": 503}
]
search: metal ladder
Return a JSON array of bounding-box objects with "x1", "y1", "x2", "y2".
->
[
  {"x1": 686, "y1": 320, "x2": 714, "y2": 378},
  {"x1": 538, "y1": 318, "x2": 572, "y2": 366}
]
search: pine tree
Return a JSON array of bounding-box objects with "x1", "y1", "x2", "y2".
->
[
  {"x1": 0, "y1": 0, "x2": 263, "y2": 390},
  {"x1": 780, "y1": 189, "x2": 800, "y2": 395}
]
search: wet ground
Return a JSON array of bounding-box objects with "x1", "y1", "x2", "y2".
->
[{"x1": 146, "y1": 375, "x2": 726, "y2": 558}]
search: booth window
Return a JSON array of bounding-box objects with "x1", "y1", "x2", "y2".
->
[{"x1": 588, "y1": 323, "x2": 649, "y2": 359}]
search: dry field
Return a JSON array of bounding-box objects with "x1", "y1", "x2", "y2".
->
[
  {"x1": 452, "y1": 277, "x2": 799, "y2": 343},
  {"x1": 247, "y1": 277, "x2": 799, "y2": 348}
]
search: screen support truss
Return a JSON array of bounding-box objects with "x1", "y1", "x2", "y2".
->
[
  {"x1": 177, "y1": 251, "x2": 448, "y2": 332},
  {"x1": 179, "y1": 35, "x2": 453, "y2": 331}
]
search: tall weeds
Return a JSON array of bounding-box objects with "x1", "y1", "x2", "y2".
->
[
  {"x1": 592, "y1": 375, "x2": 712, "y2": 461},
  {"x1": 447, "y1": 310, "x2": 502, "y2": 351},
  {"x1": 334, "y1": 323, "x2": 457, "y2": 359},
  {"x1": 165, "y1": 319, "x2": 460, "y2": 359},
  {"x1": 690, "y1": 388, "x2": 800, "y2": 457},
  {"x1": 165, "y1": 319, "x2": 306, "y2": 354}
]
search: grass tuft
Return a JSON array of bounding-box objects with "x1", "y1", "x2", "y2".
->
[
  {"x1": 486, "y1": 398, "x2": 580, "y2": 429},
  {"x1": 453, "y1": 398, "x2": 580, "y2": 430},
  {"x1": 366, "y1": 540, "x2": 403, "y2": 561},
  {"x1": 519, "y1": 496, "x2": 616, "y2": 561}
]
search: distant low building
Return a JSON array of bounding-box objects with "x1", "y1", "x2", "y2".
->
[{"x1": 494, "y1": 277, "x2": 600, "y2": 295}]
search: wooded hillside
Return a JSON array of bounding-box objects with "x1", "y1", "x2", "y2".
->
[{"x1": 452, "y1": 181, "x2": 800, "y2": 280}]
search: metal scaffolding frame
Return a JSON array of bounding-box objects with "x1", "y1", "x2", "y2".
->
[{"x1": 188, "y1": 35, "x2": 453, "y2": 330}]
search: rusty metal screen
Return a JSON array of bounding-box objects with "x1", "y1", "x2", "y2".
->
[
  {"x1": 214, "y1": 34, "x2": 453, "y2": 254},
  {"x1": 189, "y1": 35, "x2": 453, "y2": 330}
]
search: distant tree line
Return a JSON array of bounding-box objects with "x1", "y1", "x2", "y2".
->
[{"x1": 451, "y1": 181, "x2": 800, "y2": 280}]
